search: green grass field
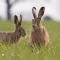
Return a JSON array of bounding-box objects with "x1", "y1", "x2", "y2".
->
[{"x1": 0, "y1": 20, "x2": 60, "y2": 60}]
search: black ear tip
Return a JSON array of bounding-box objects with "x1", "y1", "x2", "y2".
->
[
  {"x1": 32, "y1": 7, "x2": 36, "y2": 10},
  {"x1": 41, "y1": 6, "x2": 45, "y2": 10},
  {"x1": 42, "y1": 6, "x2": 45, "y2": 8},
  {"x1": 14, "y1": 15, "x2": 17, "y2": 17},
  {"x1": 14, "y1": 15, "x2": 17, "y2": 18},
  {"x1": 20, "y1": 15, "x2": 22, "y2": 17}
]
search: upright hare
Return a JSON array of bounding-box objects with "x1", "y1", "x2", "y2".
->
[
  {"x1": 29, "y1": 7, "x2": 49, "y2": 48},
  {"x1": 0, "y1": 15, "x2": 26, "y2": 43}
]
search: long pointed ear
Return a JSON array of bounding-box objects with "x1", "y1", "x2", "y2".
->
[
  {"x1": 14, "y1": 15, "x2": 18, "y2": 24},
  {"x1": 32, "y1": 7, "x2": 37, "y2": 18},
  {"x1": 18, "y1": 15, "x2": 22, "y2": 26},
  {"x1": 38, "y1": 7, "x2": 45, "y2": 19}
]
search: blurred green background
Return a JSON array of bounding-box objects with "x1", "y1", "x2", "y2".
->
[{"x1": 0, "y1": 21, "x2": 60, "y2": 60}]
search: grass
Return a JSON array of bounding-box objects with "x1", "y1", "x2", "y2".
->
[{"x1": 0, "y1": 20, "x2": 60, "y2": 60}]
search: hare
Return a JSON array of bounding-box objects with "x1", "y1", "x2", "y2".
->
[
  {"x1": 0, "y1": 15, "x2": 26, "y2": 43},
  {"x1": 29, "y1": 7, "x2": 49, "y2": 48}
]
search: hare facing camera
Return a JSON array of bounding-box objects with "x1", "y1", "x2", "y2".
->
[{"x1": 29, "y1": 7, "x2": 49, "y2": 48}]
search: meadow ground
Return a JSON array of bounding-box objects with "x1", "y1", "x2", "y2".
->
[{"x1": 0, "y1": 20, "x2": 60, "y2": 60}]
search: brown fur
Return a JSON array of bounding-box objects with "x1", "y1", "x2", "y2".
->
[
  {"x1": 0, "y1": 15, "x2": 26, "y2": 43},
  {"x1": 29, "y1": 7, "x2": 49, "y2": 48}
]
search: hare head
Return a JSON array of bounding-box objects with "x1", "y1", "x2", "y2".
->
[
  {"x1": 32, "y1": 7, "x2": 45, "y2": 29},
  {"x1": 14, "y1": 15, "x2": 26, "y2": 37}
]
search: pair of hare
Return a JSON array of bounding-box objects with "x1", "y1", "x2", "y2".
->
[{"x1": 0, "y1": 6, "x2": 49, "y2": 48}]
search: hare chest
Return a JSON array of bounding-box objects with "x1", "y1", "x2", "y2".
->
[{"x1": 31, "y1": 30, "x2": 45, "y2": 46}]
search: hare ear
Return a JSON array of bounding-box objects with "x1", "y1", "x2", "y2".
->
[
  {"x1": 38, "y1": 7, "x2": 45, "y2": 19},
  {"x1": 14, "y1": 15, "x2": 18, "y2": 24},
  {"x1": 32, "y1": 7, "x2": 38, "y2": 18},
  {"x1": 18, "y1": 15, "x2": 22, "y2": 26}
]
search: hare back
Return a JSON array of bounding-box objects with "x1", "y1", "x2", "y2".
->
[{"x1": 0, "y1": 32, "x2": 18, "y2": 43}]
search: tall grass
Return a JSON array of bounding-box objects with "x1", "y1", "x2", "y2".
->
[{"x1": 0, "y1": 21, "x2": 60, "y2": 60}]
